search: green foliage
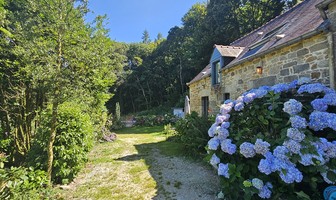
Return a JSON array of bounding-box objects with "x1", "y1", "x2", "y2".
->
[
  {"x1": 28, "y1": 102, "x2": 94, "y2": 184},
  {"x1": 174, "y1": 112, "x2": 212, "y2": 157},
  {"x1": 111, "y1": 1, "x2": 298, "y2": 115},
  {"x1": 208, "y1": 82, "x2": 336, "y2": 199},
  {"x1": 134, "y1": 114, "x2": 178, "y2": 127},
  {"x1": 163, "y1": 123, "x2": 177, "y2": 138},
  {"x1": 0, "y1": 167, "x2": 49, "y2": 199}
]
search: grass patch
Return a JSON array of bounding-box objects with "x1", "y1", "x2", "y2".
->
[
  {"x1": 117, "y1": 126, "x2": 164, "y2": 134},
  {"x1": 154, "y1": 139, "x2": 185, "y2": 157}
]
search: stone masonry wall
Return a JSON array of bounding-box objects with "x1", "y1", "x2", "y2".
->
[
  {"x1": 221, "y1": 33, "x2": 329, "y2": 100},
  {"x1": 188, "y1": 33, "x2": 330, "y2": 116},
  {"x1": 189, "y1": 76, "x2": 223, "y2": 116}
]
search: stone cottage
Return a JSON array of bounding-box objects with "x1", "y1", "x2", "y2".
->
[{"x1": 187, "y1": 0, "x2": 336, "y2": 117}]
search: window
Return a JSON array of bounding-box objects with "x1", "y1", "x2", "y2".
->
[
  {"x1": 202, "y1": 96, "x2": 209, "y2": 117},
  {"x1": 240, "y1": 43, "x2": 265, "y2": 59},
  {"x1": 240, "y1": 24, "x2": 287, "y2": 60},
  {"x1": 223, "y1": 93, "x2": 230, "y2": 102},
  {"x1": 212, "y1": 61, "x2": 221, "y2": 85}
]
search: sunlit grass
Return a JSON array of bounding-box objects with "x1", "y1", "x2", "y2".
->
[{"x1": 56, "y1": 126, "x2": 185, "y2": 199}]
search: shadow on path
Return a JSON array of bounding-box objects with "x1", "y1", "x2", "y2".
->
[{"x1": 115, "y1": 136, "x2": 220, "y2": 200}]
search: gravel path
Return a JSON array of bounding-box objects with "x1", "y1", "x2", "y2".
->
[
  {"x1": 61, "y1": 131, "x2": 220, "y2": 200},
  {"x1": 149, "y1": 149, "x2": 220, "y2": 200}
]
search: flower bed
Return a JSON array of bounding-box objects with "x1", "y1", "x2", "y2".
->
[{"x1": 207, "y1": 78, "x2": 336, "y2": 199}]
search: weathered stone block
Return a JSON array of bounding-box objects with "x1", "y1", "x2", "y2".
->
[
  {"x1": 297, "y1": 48, "x2": 309, "y2": 57},
  {"x1": 238, "y1": 79, "x2": 243, "y2": 84},
  {"x1": 311, "y1": 72, "x2": 321, "y2": 79},
  {"x1": 253, "y1": 76, "x2": 276, "y2": 88},
  {"x1": 309, "y1": 41, "x2": 328, "y2": 52},
  {"x1": 293, "y1": 64, "x2": 310, "y2": 73},
  {"x1": 291, "y1": 43, "x2": 303, "y2": 51},
  {"x1": 280, "y1": 69, "x2": 290, "y2": 76},
  {"x1": 284, "y1": 75, "x2": 298, "y2": 82},
  {"x1": 283, "y1": 61, "x2": 297, "y2": 68}
]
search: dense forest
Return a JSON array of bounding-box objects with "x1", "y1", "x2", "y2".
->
[
  {"x1": 109, "y1": 0, "x2": 300, "y2": 114},
  {"x1": 0, "y1": 0, "x2": 300, "y2": 197}
]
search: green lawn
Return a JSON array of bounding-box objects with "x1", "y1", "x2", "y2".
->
[{"x1": 56, "y1": 126, "x2": 186, "y2": 199}]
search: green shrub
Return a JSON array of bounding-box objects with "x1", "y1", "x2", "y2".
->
[
  {"x1": 174, "y1": 112, "x2": 212, "y2": 157},
  {"x1": 0, "y1": 166, "x2": 49, "y2": 199},
  {"x1": 28, "y1": 102, "x2": 94, "y2": 184},
  {"x1": 207, "y1": 79, "x2": 336, "y2": 199},
  {"x1": 134, "y1": 114, "x2": 179, "y2": 127}
]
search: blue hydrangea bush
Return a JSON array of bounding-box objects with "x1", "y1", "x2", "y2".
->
[{"x1": 207, "y1": 78, "x2": 336, "y2": 199}]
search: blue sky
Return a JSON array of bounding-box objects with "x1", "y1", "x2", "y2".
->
[{"x1": 86, "y1": 0, "x2": 205, "y2": 43}]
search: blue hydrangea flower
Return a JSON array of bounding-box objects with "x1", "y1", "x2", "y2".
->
[
  {"x1": 258, "y1": 152, "x2": 283, "y2": 175},
  {"x1": 215, "y1": 114, "x2": 230, "y2": 125},
  {"x1": 221, "y1": 139, "x2": 237, "y2": 155},
  {"x1": 321, "y1": 170, "x2": 336, "y2": 184},
  {"x1": 311, "y1": 99, "x2": 328, "y2": 112},
  {"x1": 208, "y1": 123, "x2": 217, "y2": 137},
  {"x1": 220, "y1": 102, "x2": 234, "y2": 114},
  {"x1": 210, "y1": 153, "x2": 220, "y2": 167},
  {"x1": 253, "y1": 88, "x2": 268, "y2": 98},
  {"x1": 283, "y1": 99, "x2": 302, "y2": 115},
  {"x1": 279, "y1": 165, "x2": 303, "y2": 183},
  {"x1": 290, "y1": 115, "x2": 307, "y2": 129},
  {"x1": 299, "y1": 149, "x2": 325, "y2": 166},
  {"x1": 286, "y1": 128, "x2": 305, "y2": 142},
  {"x1": 265, "y1": 182, "x2": 273, "y2": 189},
  {"x1": 252, "y1": 178, "x2": 264, "y2": 190},
  {"x1": 234, "y1": 102, "x2": 244, "y2": 111},
  {"x1": 243, "y1": 93, "x2": 256, "y2": 103},
  {"x1": 297, "y1": 77, "x2": 311, "y2": 85},
  {"x1": 258, "y1": 185, "x2": 272, "y2": 199},
  {"x1": 273, "y1": 146, "x2": 290, "y2": 160},
  {"x1": 323, "y1": 92, "x2": 336, "y2": 106},
  {"x1": 240, "y1": 142, "x2": 256, "y2": 158},
  {"x1": 289, "y1": 80, "x2": 298, "y2": 89},
  {"x1": 298, "y1": 83, "x2": 329, "y2": 94},
  {"x1": 217, "y1": 127, "x2": 229, "y2": 140},
  {"x1": 218, "y1": 163, "x2": 230, "y2": 178},
  {"x1": 236, "y1": 95, "x2": 244, "y2": 103},
  {"x1": 254, "y1": 139, "x2": 271, "y2": 155},
  {"x1": 208, "y1": 138, "x2": 220, "y2": 150},
  {"x1": 326, "y1": 143, "x2": 336, "y2": 158},
  {"x1": 271, "y1": 83, "x2": 290, "y2": 93},
  {"x1": 224, "y1": 99, "x2": 234, "y2": 104},
  {"x1": 283, "y1": 139, "x2": 301, "y2": 154},
  {"x1": 309, "y1": 111, "x2": 336, "y2": 131},
  {"x1": 221, "y1": 122, "x2": 230, "y2": 129}
]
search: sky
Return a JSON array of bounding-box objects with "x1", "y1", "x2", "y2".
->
[{"x1": 86, "y1": 0, "x2": 205, "y2": 43}]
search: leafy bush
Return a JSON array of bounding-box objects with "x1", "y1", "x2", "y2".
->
[
  {"x1": 0, "y1": 166, "x2": 49, "y2": 199},
  {"x1": 207, "y1": 78, "x2": 336, "y2": 199},
  {"x1": 134, "y1": 114, "x2": 179, "y2": 126},
  {"x1": 28, "y1": 102, "x2": 94, "y2": 184},
  {"x1": 175, "y1": 112, "x2": 212, "y2": 157}
]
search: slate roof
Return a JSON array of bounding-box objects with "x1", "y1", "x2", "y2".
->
[
  {"x1": 188, "y1": 0, "x2": 328, "y2": 86},
  {"x1": 228, "y1": 0, "x2": 325, "y2": 67},
  {"x1": 214, "y1": 45, "x2": 245, "y2": 57},
  {"x1": 187, "y1": 64, "x2": 211, "y2": 85}
]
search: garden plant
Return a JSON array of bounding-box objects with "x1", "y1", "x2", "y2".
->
[{"x1": 207, "y1": 78, "x2": 336, "y2": 199}]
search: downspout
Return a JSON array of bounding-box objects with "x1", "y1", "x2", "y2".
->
[{"x1": 328, "y1": 32, "x2": 335, "y2": 89}]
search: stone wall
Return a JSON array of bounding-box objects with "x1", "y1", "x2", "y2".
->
[
  {"x1": 188, "y1": 33, "x2": 330, "y2": 116},
  {"x1": 189, "y1": 75, "x2": 222, "y2": 116},
  {"x1": 221, "y1": 33, "x2": 329, "y2": 100}
]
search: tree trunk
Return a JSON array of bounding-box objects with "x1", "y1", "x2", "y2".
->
[{"x1": 47, "y1": 99, "x2": 58, "y2": 185}]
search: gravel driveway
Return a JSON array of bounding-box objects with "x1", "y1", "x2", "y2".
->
[{"x1": 60, "y1": 130, "x2": 220, "y2": 200}]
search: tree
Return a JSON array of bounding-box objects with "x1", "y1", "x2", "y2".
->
[
  {"x1": 1, "y1": 0, "x2": 124, "y2": 184},
  {"x1": 141, "y1": 29, "x2": 151, "y2": 44}
]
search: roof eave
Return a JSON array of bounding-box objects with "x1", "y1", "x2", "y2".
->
[{"x1": 186, "y1": 74, "x2": 211, "y2": 86}]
